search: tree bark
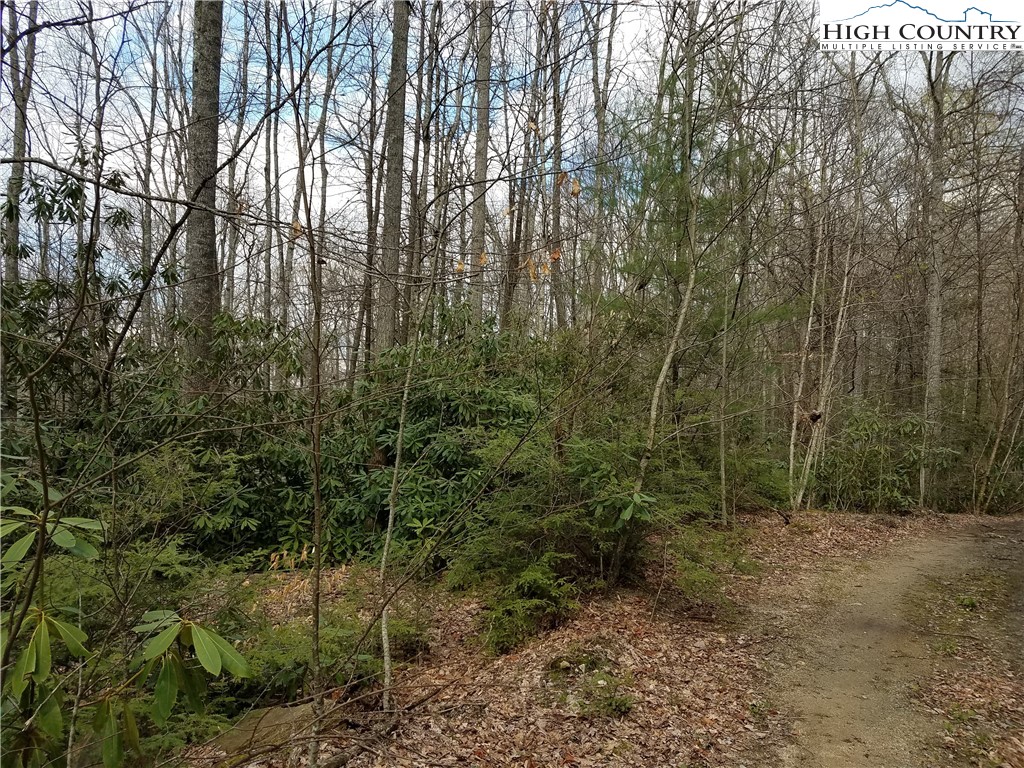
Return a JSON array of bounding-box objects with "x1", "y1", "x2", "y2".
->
[
  {"x1": 183, "y1": 0, "x2": 224, "y2": 393},
  {"x1": 2, "y1": 0, "x2": 38, "y2": 421},
  {"x1": 918, "y1": 51, "x2": 953, "y2": 508},
  {"x1": 470, "y1": 1, "x2": 493, "y2": 325},
  {"x1": 375, "y1": 0, "x2": 411, "y2": 352}
]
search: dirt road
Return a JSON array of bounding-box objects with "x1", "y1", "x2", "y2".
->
[{"x1": 768, "y1": 520, "x2": 1024, "y2": 768}]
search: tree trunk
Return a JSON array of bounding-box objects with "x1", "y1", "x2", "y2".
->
[
  {"x1": 918, "y1": 52, "x2": 953, "y2": 508},
  {"x1": 374, "y1": 0, "x2": 411, "y2": 352},
  {"x1": 470, "y1": 1, "x2": 493, "y2": 325},
  {"x1": 183, "y1": 0, "x2": 224, "y2": 394},
  {"x1": 2, "y1": 0, "x2": 39, "y2": 421}
]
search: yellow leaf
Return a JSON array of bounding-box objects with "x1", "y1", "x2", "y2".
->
[
  {"x1": 555, "y1": 171, "x2": 568, "y2": 189},
  {"x1": 455, "y1": 260, "x2": 465, "y2": 273},
  {"x1": 571, "y1": 178, "x2": 581, "y2": 198},
  {"x1": 478, "y1": 251, "x2": 488, "y2": 266}
]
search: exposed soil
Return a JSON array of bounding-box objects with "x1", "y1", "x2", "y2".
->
[{"x1": 763, "y1": 519, "x2": 1024, "y2": 768}]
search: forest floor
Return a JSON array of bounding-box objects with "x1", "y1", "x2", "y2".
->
[
  {"x1": 201, "y1": 513, "x2": 1024, "y2": 768},
  {"x1": 761, "y1": 517, "x2": 1023, "y2": 768}
]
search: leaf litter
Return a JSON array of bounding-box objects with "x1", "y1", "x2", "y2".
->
[{"x1": 187, "y1": 512, "x2": 1023, "y2": 768}]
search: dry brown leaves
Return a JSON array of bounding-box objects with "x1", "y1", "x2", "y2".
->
[
  {"x1": 339, "y1": 512, "x2": 964, "y2": 767},
  {"x1": 921, "y1": 655, "x2": 1024, "y2": 768},
  {"x1": 349, "y1": 594, "x2": 774, "y2": 768},
  {"x1": 213, "y1": 512, "x2": 983, "y2": 768}
]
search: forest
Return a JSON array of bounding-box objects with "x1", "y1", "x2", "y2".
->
[{"x1": 1, "y1": 1, "x2": 1022, "y2": 767}]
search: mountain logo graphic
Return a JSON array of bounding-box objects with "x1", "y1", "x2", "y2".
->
[{"x1": 827, "y1": 1, "x2": 1016, "y2": 24}]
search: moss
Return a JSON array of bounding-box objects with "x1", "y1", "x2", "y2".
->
[
  {"x1": 543, "y1": 639, "x2": 633, "y2": 718},
  {"x1": 667, "y1": 523, "x2": 757, "y2": 606}
]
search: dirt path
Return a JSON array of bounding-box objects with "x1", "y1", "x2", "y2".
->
[{"x1": 767, "y1": 520, "x2": 1024, "y2": 768}]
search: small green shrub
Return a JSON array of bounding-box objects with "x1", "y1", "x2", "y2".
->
[
  {"x1": 931, "y1": 639, "x2": 960, "y2": 657},
  {"x1": 668, "y1": 524, "x2": 755, "y2": 605},
  {"x1": 955, "y1": 595, "x2": 978, "y2": 611},
  {"x1": 675, "y1": 559, "x2": 723, "y2": 603},
  {"x1": 481, "y1": 558, "x2": 578, "y2": 655},
  {"x1": 748, "y1": 699, "x2": 772, "y2": 724},
  {"x1": 579, "y1": 670, "x2": 634, "y2": 718},
  {"x1": 815, "y1": 406, "x2": 922, "y2": 513},
  {"x1": 225, "y1": 602, "x2": 429, "y2": 711}
]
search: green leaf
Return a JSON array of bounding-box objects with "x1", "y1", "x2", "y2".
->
[
  {"x1": 0, "y1": 474, "x2": 18, "y2": 497},
  {"x1": 143, "y1": 621, "x2": 181, "y2": 660},
  {"x1": 25, "y1": 480, "x2": 64, "y2": 504},
  {"x1": 206, "y1": 631, "x2": 250, "y2": 678},
  {"x1": 101, "y1": 710, "x2": 122, "y2": 768},
  {"x1": 10, "y1": 636, "x2": 36, "y2": 699},
  {"x1": 48, "y1": 617, "x2": 89, "y2": 657},
  {"x1": 1, "y1": 505, "x2": 36, "y2": 518},
  {"x1": 190, "y1": 626, "x2": 222, "y2": 676},
  {"x1": 92, "y1": 698, "x2": 112, "y2": 735},
  {"x1": 132, "y1": 610, "x2": 178, "y2": 634},
  {"x1": 136, "y1": 656, "x2": 159, "y2": 689},
  {"x1": 50, "y1": 527, "x2": 77, "y2": 549},
  {"x1": 0, "y1": 520, "x2": 25, "y2": 537},
  {"x1": 151, "y1": 658, "x2": 178, "y2": 725},
  {"x1": 67, "y1": 539, "x2": 99, "y2": 560},
  {"x1": 33, "y1": 620, "x2": 51, "y2": 681},
  {"x1": 122, "y1": 703, "x2": 140, "y2": 754},
  {"x1": 35, "y1": 684, "x2": 63, "y2": 739},
  {"x1": 140, "y1": 610, "x2": 178, "y2": 622},
  {"x1": 2, "y1": 530, "x2": 36, "y2": 564},
  {"x1": 60, "y1": 517, "x2": 104, "y2": 531},
  {"x1": 182, "y1": 665, "x2": 206, "y2": 713}
]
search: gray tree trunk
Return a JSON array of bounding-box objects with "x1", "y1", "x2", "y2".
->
[
  {"x1": 183, "y1": 0, "x2": 224, "y2": 394},
  {"x1": 549, "y1": 5, "x2": 567, "y2": 330},
  {"x1": 470, "y1": 1, "x2": 493, "y2": 324},
  {"x1": 1, "y1": 0, "x2": 39, "y2": 421},
  {"x1": 375, "y1": 0, "x2": 411, "y2": 352},
  {"x1": 2, "y1": 1, "x2": 37, "y2": 289},
  {"x1": 919, "y1": 51, "x2": 952, "y2": 508}
]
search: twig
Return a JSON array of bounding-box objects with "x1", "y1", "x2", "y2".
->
[{"x1": 649, "y1": 540, "x2": 671, "y2": 620}]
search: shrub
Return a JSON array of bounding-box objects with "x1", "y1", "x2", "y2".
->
[
  {"x1": 545, "y1": 642, "x2": 634, "y2": 718},
  {"x1": 815, "y1": 406, "x2": 922, "y2": 512},
  {"x1": 668, "y1": 524, "x2": 756, "y2": 605},
  {"x1": 480, "y1": 557, "x2": 579, "y2": 655}
]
